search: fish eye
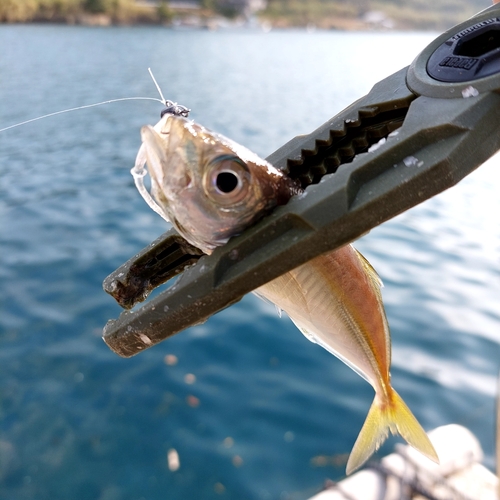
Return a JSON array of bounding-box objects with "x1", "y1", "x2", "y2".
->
[
  {"x1": 205, "y1": 154, "x2": 250, "y2": 204},
  {"x1": 216, "y1": 171, "x2": 239, "y2": 193}
]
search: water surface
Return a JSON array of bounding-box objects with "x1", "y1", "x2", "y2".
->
[{"x1": 1, "y1": 25, "x2": 499, "y2": 500}]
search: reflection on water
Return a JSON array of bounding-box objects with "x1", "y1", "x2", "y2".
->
[{"x1": 1, "y1": 25, "x2": 499, "y2": 500}]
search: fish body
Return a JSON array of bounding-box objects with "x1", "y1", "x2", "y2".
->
[
  {"x1": 255, "y1": 245, "x2": 438, "y2": 473},
  {"x1": 135, "y1": 114, "x2": 438, "y2": 473}
]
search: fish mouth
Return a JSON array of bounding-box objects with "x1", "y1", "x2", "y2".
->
[
  {"x1": 131, "y1": 130, "x2": 171, "y2": 223},
  {"x1": 131, "y1": 115, "x2": 198, "y2": 223}
]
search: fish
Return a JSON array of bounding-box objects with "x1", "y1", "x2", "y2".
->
[
  {"x1": 133, "y1": 112, "x2": 439, "y2": 474},
  {"x1": 133, "y1": 112, "x2": 300, "y2": 252}
]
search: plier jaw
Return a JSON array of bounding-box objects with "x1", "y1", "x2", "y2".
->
[{"x1": 103, "y1": 4, "x2": 500, "y2": 358}]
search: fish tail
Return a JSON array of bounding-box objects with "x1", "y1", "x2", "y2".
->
[{"x1": 346, "y1": 388, "x2": 439, "y2": 475}]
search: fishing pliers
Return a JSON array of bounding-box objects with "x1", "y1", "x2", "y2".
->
[{"x1": 103, "y1": 4, "x2": 500, "y2": 357}]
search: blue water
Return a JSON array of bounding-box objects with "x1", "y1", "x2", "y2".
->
[{"x1": 1, "y1": 25, "x2": 500, "y2": 500}]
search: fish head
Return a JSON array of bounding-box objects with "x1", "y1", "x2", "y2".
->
[{"x1": 137, "y1": 114, "x2": 298, "y2": 253}]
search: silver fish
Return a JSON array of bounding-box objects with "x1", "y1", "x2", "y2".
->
[{"x1": 133, "y1": 113, "x2": 439, "y2": 474}]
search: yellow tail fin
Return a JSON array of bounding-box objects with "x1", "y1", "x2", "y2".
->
[{"x1": 346, "y1": 389, "x2": 439, "y2": 475}]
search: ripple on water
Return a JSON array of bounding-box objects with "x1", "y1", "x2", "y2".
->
[{"x1": 1, "y1": 27, "x2": 499, "y2": 499}]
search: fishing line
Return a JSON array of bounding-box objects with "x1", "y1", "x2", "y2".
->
[
  {"x1": 0, "y1": 96, "x2": 164, "y2": 133},
  {"x1": 1, "y1": 68, "x2": 181, "y2": 224},
  {"x1": 0, "y1": 69, "x2": 184, "y2": 134},
  {"x1": 147, "y1": 67, "x2": 190, "y2": 117},
  {"x1": 148, "y1": 68, "x2": 167, "y2": 106}
]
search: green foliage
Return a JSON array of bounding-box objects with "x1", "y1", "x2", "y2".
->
[
  {"x1": 0, "y1": 0, "x2": 494, "y2": 26},
  {"x1": 83, "y1": 0, "x2": 106, "y2": 14},
  {"x1": 157, "y1": 0, "x2": 172, "y2": 22},
  {"x1": 260, "y1": 0, "x2": 492, "y2": 29},
  {"x1": 37, "y1": 0, "x2": 81, "y2": 19},
  {"x1": 0, "y1": 0, "x2": 39, "y2": 22},
  {"x1": 200, "y1": 0, "x2": 216, "y2": 9},
  {"x1": 210, "y1": 0, "x2": 244, "y2": 18},
  {"x1": 0, "y1": 0, "x2": 146, "y2": 22}
]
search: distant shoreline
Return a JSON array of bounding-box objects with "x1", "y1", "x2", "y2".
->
[
  {"x1": 1, "y1": 14, "x2": 161, "y2": 27},
  {"x1": 0, "y1": 15, "x2": 454, "y2": 31},
  {"x1": 0, "y1": 2, "x2": 485, "y2": 32}
]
